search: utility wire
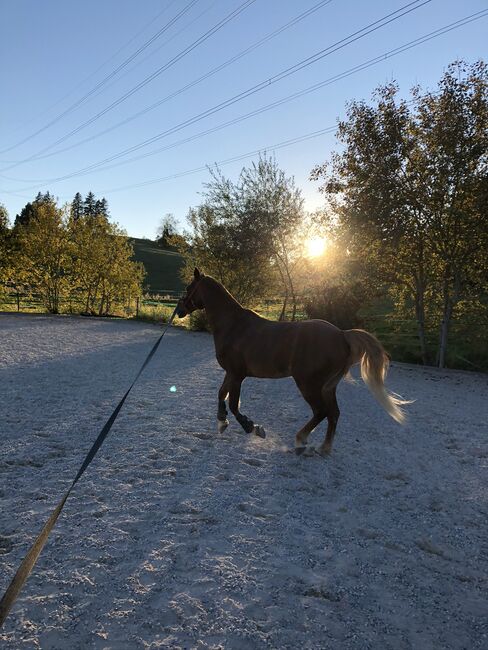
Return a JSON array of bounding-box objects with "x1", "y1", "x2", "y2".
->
[
  {"x1": 1, "y1": 0, "x2": 179, "y2": 141},
  {"x1": 0, "y1": 126, "x2": 336, "y2": 200},
  {"x1": 2, "y1": 0, "x2": 431, "y2": 183},
  {"x1": 1, "y1": 0, "x2": 258, "y2": 169},
  {"x1": 0, "y1": 0, "x2": 200, "y2": 155},
  {"x1": 2, "y1": 0, "x2": 334, "y2": 166},
  {"x1": 98, "y1": 126, "x2": 339, "y2": 193},
  {"x1": 75, "y1": 0, "x2": 229, "y2": 110},
  {"x1": 5, "y1": 7, "x2": 487, "y2": 193}
]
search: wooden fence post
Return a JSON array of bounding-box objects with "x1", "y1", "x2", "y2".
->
[
  {"x1": 16, "y1": 292, "x2": 20, "y2": 312},
  {"x1": 136, "y1": 297, "x2": 140, "y2": 317}
]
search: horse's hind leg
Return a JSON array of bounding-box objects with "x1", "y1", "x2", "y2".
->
[
  {"x1": 294, "y1": 411, "x2": 326, "y2": 455},
  {"x1": 217, "y1": 374, "x2": 230, "y2": 433},
  {"x1": 294, "y1": 379, "x2": 327, "y2": 455},
  {"x1": 317, "y1": 388, "x2": 340, "y2": 456},
  {"x1": 228, "y1": 375, "x2": 266, "y2": 438}
]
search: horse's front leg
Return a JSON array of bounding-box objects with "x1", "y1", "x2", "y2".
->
[
  {"x1": 228, "y1": 376, "x2": 266, "y2": 439},
  {"x1": 217, "y1": 374, "x2": 230, "y2": 433}
]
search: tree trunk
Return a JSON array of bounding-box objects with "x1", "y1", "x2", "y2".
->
[
  {"x1": 438, "y1": 302, "x2": 452, "y2": 369},
  {"x1": 276, "y1": 261, "x2": 289, "y2": 321},
  {"x1": 414, "y1": 279, "x2": 429, "y2": 365},
  {"x1": 437, "y1": 272, "x2": 460, "y2": 369},
  {"x1": 282, "y1": 257, "x2": 297, "y2": 321},
  {"x1": 279, "y1": 292, "x2": 288, "y2": 321},
  {"x1": 99, "y1": 293, "x2": 106, "y2": 316}
]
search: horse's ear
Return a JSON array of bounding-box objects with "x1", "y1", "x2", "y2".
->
[{"x1": 194, "y1": 268, "x2": 201, "y2": 280}]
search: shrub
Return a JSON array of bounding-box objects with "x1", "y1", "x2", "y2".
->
[
  {"x1": 304, "y1": 284, "x2": 364, "y2": 329},
  {"x1": 188, "y1": 310, "x2": 211, "y2": 332}
]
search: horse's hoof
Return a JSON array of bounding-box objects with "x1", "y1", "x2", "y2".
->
[
  {"x1": 253, "y1": 425, "x2": 266, "y2": 439},
  {"x1": 317, "y1": 446, "x2": 331, "y2": 457},
  {"x1": 295, "y1": 446, "x2": 307, "y2": 456},
  {"x1": 217, "y1": 419, "x2": 229, "y2": 434},
  {"x1": 302, "y1": 445, "x2": 317, "y2": 457}
]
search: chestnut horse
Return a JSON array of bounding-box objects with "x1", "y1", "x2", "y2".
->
[{"x1": 176, "y1": 269, "x2": 408, "y2": 455}]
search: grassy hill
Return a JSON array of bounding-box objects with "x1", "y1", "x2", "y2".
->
[{"x1": 130, "y1": 238, "x2": 185, "y2": 294}]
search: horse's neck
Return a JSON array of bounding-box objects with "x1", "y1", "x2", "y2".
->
[{"x1": 201, "y1": 280, "x2": 244, "y2": 332}]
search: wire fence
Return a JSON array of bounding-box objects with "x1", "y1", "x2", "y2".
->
[
  {"x1": 2, "y1": 285, "x2": 485, "y2": 370},
  {"x1": 0, "y1": 286, "x2": 181, "y2": 318}
]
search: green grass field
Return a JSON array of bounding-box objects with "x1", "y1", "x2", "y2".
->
[{"x1": 130, "y1": 238, "x2": 185, "y2": 293}]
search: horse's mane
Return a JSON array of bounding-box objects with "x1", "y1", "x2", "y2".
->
[
  {"x1": 202, "y1": 275, "x2": 241, "y2": 305},
  {"x1": 202, "y1": 275, "x2": 259, "y2": 316}
]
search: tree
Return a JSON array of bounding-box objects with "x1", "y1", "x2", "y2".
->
[
  {"x1": 14, "y1": 191, "x2": 56, "y2": 229},
  {"x1": 94, "y1": 197, "x2": 109, "y2": 219},
  {"x1": 311, "y1": 61, "x2": 488, "y2": 367},
  {"x1": 183, "y1": 203, "x2": 269, "y2": 305},
  {"x1": 0, "y1": 203, "x2": 10, "y2": 282},
  {"x1": 156, "y1": 213, "x2": 178, "y2": 248},
  {"x1": 83, "y1": 191, "x2": 97, "y2": 218},
  {"x1": 70, "y1": 192, "x2": 84, "y2": 221},
  {"x1": 0, "y1": 203, "x2": 8, "y2": 235},
  {"x1": 18, "y1": 202, "x2": 70, "y2": 313},
  {"x1": 234, "y1": 156, "x2": 306, "y2": 319},
  {"x1": 94, "y1": 224, "x2": 144, "y2": 315},
  {"x1": 69, "y1": 213, "x2": 143, "y2": 315},
  {"x1": 412, "y1": 61, "x2": 488, "y2": 366},
  {"x1": 181, "y1": 156, "x2": 306, "y2": 314},
  {"x1": 14, "y1": 202, "x2": 36, "y2": 229}
]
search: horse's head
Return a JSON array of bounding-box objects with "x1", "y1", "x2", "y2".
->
[{"x1": 175, "y1": 268, "x2": 205, "y2": 317}]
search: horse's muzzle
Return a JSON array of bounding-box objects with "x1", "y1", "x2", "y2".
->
[{"x1": 175, "y1": 301, "x2": 188, "y2": 318}]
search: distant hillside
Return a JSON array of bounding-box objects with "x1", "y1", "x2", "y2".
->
[{"x1": 130, "y1": 237, "x2": 185, "y2": 294}]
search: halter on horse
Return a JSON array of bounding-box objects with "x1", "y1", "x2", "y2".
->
[{"x1": 176, "y1": 269, "x2": 409, "y2": 455}]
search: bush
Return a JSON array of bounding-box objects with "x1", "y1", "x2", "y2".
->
[
  {"x1": 304, "y1": 284, "x2": 364, "y2": 329},
  {"x1": 135, "y1": 301, "x2": 175, "y2": 324},
  {"x1": 188, "y1": 309, "x2": 211, "y2": 332}
]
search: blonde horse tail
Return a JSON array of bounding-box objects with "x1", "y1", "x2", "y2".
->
[{"x1": 343, "y1": 329, "x2": 410, "y2": 424}]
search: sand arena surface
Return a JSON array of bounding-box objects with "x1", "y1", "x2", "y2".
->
[{"x1": 0, "y1": 314, "x2": 487, "y2": 649}]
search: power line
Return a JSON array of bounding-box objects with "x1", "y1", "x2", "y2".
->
[
  {"x1": 1, "y1": 0, "x2": 258, "y2": 170},
  {"x1": 2, "y1": 0, "x2": 334, "y2": 167},
  {"x1": 4, "y1": 7, "x2": 487, "y2": 194},
  {"x1": 97, "y1": 126, "x2": 339, "y2": 194},
  {"x1": 3, "y1": 0, "x2": 431, "y2": 182},
  {"x1": 72, "y1": 0, "x2": 227, "y2": 112},
  {"x1": 0, "y1": 126, "x2": 336, "y2": 201},
  {"x1": 0, "y1": 0, "x2": 200, "y2": 156},
  {"x1": 0, "y1": 0, "x2": 180, "y2": 142}
]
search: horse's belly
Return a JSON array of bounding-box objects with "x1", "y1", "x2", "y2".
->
[
  {"x1": 247, "y1": 365, "x2": 291, "y2": 379},
  {"x1": 245, "y1": 345, "x2": 293, "y2": 378}
]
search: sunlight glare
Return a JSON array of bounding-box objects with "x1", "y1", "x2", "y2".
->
[{"x1": 306, "y1": 236, "x2": 327, "y2": 258}]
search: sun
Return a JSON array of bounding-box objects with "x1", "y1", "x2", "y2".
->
[{"x1": 306, "y1": 236, "x2": 327, "y2": 258}]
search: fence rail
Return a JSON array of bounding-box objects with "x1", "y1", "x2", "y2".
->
[
  {"x1": 1, "y1": 287, "x2": 486, "y2": 370},
  {"x1": 0, "y1": 287, "x2": 181, "y2": 317}
]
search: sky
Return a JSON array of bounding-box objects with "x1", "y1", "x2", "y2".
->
[{"x1": 1, "y1": 0, "x2": 487, "y2": 239}]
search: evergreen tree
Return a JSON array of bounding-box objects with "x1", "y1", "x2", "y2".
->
[
  {"x1": 14, "y1": 191, "x2": 55, "y2": 228},
  {"x1": 94, "y1": 197, "x2": 109, "y2": 218},
  {"x1": 70, "y1": 192, "x2": 84, "y2": 221},
  {"x1": 83, "y1": 191, "x2": 97, "y2": 217},
  {"x1": 14, "y1": 203, "x2": 35, "y2": 228}
]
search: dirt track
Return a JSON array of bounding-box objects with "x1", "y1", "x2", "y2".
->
[{"x1": 1, "y1": 314, "x2": 487, "y2": 649}]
